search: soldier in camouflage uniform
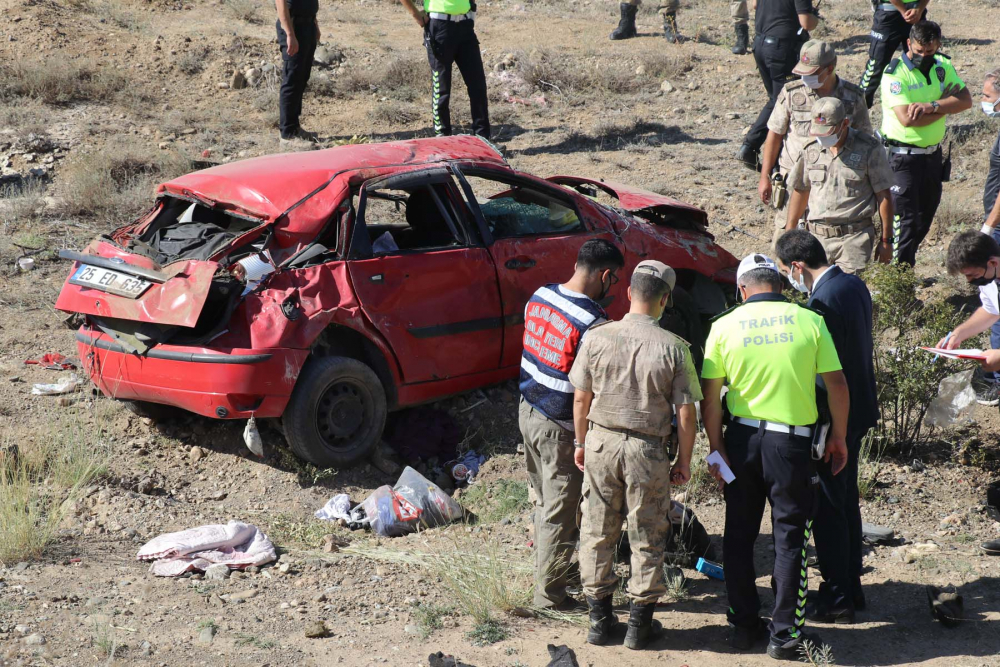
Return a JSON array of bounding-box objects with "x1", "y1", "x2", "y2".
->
[
  {"x1": 784, "y1": 98, "x2": 895, "y2": 274},
  {"x1": 569, "y1": 260, "x2": 701, "y2": 651},
  {"x1": 759, "y1": 41, "x2": 871, "y2": 250},
  {"x1": 610, "y1": 0, "x2": 681, "y2": 43}
]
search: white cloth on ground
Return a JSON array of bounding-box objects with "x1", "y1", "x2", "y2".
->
[
  {"x1": 136, "y1": 521, "x2": 276, "y2": 577},
  {"x1": 315, "y1": 493, "x2": 352, "y2": 522}
]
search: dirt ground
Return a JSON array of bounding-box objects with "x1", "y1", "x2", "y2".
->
[{"x1": 2, "y1": 0, "x2": 1000, "y2": 664}]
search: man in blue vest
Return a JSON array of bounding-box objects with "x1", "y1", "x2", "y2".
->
[{"x1": 518, "y1": 239, "x2": 625, "y2": 610}]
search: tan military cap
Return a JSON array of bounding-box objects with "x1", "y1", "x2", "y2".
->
[
  {"x1": 792, "y1": 40, "x2": 836, "y2": 76},
  {"x1": 809, "y1": 97, "x2": 847, "y2": 137},
  {"x1": 632, "y1": 260, "x2": 676, "y2": 306}
]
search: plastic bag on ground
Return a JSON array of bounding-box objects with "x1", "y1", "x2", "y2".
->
[
  {"x1": 359, "y1": 466, "x2": 464, "y2": 537},
  {"x1": 925, "y1": 370, "x2": 976, "y2": 428},
  {"x1": 31, "y1": 373, "x2": 82, "y2": 395},
  {"x1": 315, "y1": 493, "x2": 352, "y2": 522}
]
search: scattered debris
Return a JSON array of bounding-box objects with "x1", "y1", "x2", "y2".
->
[
  {"x1": 925, "y1": 370, "x2": 976, "y2": 427},
  {"x1": 31, "y1": 373, "x2": 82, "y2": 396},
  {"x1": 546, "y1": 644, "x2": 579, "y2": 667},
  {"x1": 17, "y1": 257, "x2": 35, "y2": 271},
  {"x1": 137, "y1": 521, "x2": 276, "y2": 576},
  {"x1": 450, "y1": 450, "x2": 486, "y2": 484},
  {"x1": 926, "y1": 586, "x2": 963, "y2": 627},
  {"x1": 24, "y1": 353, "x2": 76, "y2": 371},
  {"x1": 354, "y1": 467, "x2": 464, "y2": 537},
  {"x1": 242, "y1": 416, "x2": 264, "y2": 457},
  {"x1": 315, "y1": 493, "x2": 352, "y2": 523}
]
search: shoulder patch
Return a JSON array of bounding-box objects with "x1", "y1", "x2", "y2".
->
[
  {"x1": 885, "y1": 58, "x2": 899, "y2": 75},
  {"x1": 709, "y1": 303, "x2": 741, "y2": 323},
  {"x1": 889, "y1": 80, "x2": 902, "y2": 95},
  {"x1": 785, "y1": 79, "x2": 806, "y2": 92}
]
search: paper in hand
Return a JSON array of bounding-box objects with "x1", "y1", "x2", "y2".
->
[
  {"x1": 706, "y1": 450, "x2": 735, "y2": 484},
  {"x1": 919, "y1": 347, "x2": 987, "y2": 361}
]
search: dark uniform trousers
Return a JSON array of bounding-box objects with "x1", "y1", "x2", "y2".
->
[
  {"x1": 276, "y1": 13, "x2": 318, "y2": 138},
  {"x1": 746, "y1": 34, "x2": 806, "y2": 152},
  {"x1": 860, "y1": 7, "x2": 927, "y2": 109},
  {"x1": 424, "y1": 19, "x2": 491, "y2": 139},
  {"x1": 812, "y1": 428, "x2": 864, "y2": 609},
  {"x1": 890, "y1": 148, "x2": 943, "y2": 267},
  {"x1": 723, "y1": 422, "x2": 816, "y2": 640}
]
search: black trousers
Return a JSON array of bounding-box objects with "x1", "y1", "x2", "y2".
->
[
  {"x1": 424, "y1": 19, "x2": 490, "y2": 139},
  {"x1": 890, "y1": 148, "x2": 943, "y2": 267},
  {"x1": 276, "y1": 16, "x2": 318, "y2": 138},
  {"x1": 745, "y1": 34, "x2": 804, "y2": 152},
  {"x1": 812, "y1": 428, "x2": 864, "y2": 609},
  {"x1": 860, "y1": 8, "x2": 926, "y2": 109},
  {"x1": 723, "y1": 422, "x2": 816, "y2": 640}
]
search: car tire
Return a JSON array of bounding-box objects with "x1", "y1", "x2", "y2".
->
[
  {"x1": 282, "y1": 355, "x2": 387, "y2": 469},
  {"x1": 123, "y1": 400, "x2": 185, "y2": 421}
]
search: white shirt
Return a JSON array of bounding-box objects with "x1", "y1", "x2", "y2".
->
[{"x1": 979, "y1": 280, "x2": 999, "y2": 315}]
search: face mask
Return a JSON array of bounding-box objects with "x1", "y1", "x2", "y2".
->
[
  {"x1": 983, "y1": 100, "x2": 1000, "y2": 118},
  {"x1": 816, "y1": 132, "x2": 839, "y2": 148},
  {"x1": 969, "y1": 265, "x2": 997, "y2": 287},
  {"x1": 910, "y1": 53, "x2": 935, "y2": 76},
  {"x1": 787, "y1": 267, "x2": 809, "y2": 293},
  {"x1": 802, "y1": 73, "x2": 823, "y2": 89}
]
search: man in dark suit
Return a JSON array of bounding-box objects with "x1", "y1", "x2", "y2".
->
[{"x1": 776, "y1": 229, "x2": 878, "y2": 623}]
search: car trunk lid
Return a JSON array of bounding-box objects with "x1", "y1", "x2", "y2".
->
[{"x1": 547, "y1": 176, "x2": 709, "y2": 229}]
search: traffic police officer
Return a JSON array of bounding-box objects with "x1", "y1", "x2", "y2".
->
[
  {"x1": 609, "y1": 0, "x2": 682, "y2": 43},
  {"x1": 399, "y1": 0, "x2": 491, "y2": 139},
  {"x1": 569, "y1": 260, "x2": 701, "y2": 651},
  {"x1": 701, "y1": 254, "x2": 849, "y2": 659},
  {"x1": 859, "y1": 0, "x2": 929, "y2": 108},
  {"x1": 759, "y1": 41, "x2": 871, "y2": 249},
  {"x1": 736, "y1": 0, "x2": 819, "y2": 171},
  {"x1": 784, "y1": 98, "x2": 895, "y2": 274},
  {"x1": 880, "y1": 20, "x2": 971, "y2": 266}
]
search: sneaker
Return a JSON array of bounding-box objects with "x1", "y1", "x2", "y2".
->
[
  {"x1": 728, "y1": 619, "x2": 769, "y2": 650},
  {"x1": 767, "y1": 633, "x2": 823, "y2": 661},
  {"x1": 972, "y1": 376, "x2": 1000, "y2": 406}
]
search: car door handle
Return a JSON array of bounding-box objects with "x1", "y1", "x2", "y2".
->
[{"x1": 505, "y1": 258, "x2": 536, "y2": 270}]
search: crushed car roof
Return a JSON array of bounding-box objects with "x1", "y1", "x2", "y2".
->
[{"x1": 158, "y1": 135, "x2": 508, "y2": 219}]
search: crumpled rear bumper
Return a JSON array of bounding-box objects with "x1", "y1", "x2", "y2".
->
[{"x1": 75, "y1": 327, "x2": 308, "y2": 419}]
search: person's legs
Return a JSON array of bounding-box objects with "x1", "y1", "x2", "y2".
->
[
  {"x1": 425, "y1": 20, "x2": 457, "y2": 136},
  {"x1": 811, "y1": 451, "x2": 853, "y2": 617},
  {"x1": 622, "y1": 435, "x2": 671, "y2": 604},
  {"x1": 277, "y1": 19, "x2": 316, "y2": 139},
  {"x1": 579, "y1": 427, "x2": 626, "y2": 603},
  {"x1": 746, "y1": 38, "x2": 799, "y2": 154},
  {"x1": 889, "y1": 152, "x2": 921, "y2": 266},
  {"x1": 519, "y1": 400, "x2": 584, "y2": 608},
  {"x1": 913, "y1": 151, "x2": 944, "y2": 257},
  {"x1": 454, "y1": 22, "x2": 491, "y2": 139},
  {"x1": 834, "y1": 226, "x2": 875, "y2": 275},
  {"x1": 730, "y1": 0, "x2": 749, "y2": 54},
  {"x1": 860, "y1": 10, "x2": 908, "y2": 108},
  {"x1": 723, "y1": 424, "x2": 768, "y2": 630},
  {"x1": 845, "y1": 430, "x2": 865, "y2": 604}
]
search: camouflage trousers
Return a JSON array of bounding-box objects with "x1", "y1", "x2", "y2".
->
[
  {"x1": 732, "y1": 0, "x2": 748, "y2": 25},
  {"x1": 624, "y1": 0, "x2": 679, "y2": 15},
  {"x1": 579, "y1": 422, "x2": 672, "y2": 604},
  {"x1": 805, "y1": 222, "x2": 876, "y2": 276},
  {"x1": 519, "y1": 399, "x2": 583, "y2": 608}
]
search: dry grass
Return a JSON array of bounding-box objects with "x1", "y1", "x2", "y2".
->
[
  {"x1": 59, "y1": 138, "x2": 191, "y2": 225},
  {"x1": 89, "y1": 0, "x2": 149, "y2": 32},
  {"x1": 368, "y1": 100, "x2": 422, "y2": 125},
  {"x1": 0, "y1": 178, "x2": 46, "y2": 234},
  {"x1": 0, "y1": 405, "x2": 110, "y2": 565},
  {"x1": 0, "y1": 59, "x2": 130, "y2": 106},
  {"x1": 223, "y1": 0, "x2": 264, "y2": 24},
  {"x1": 0, "y1": 96, "x2": 47, "y2": 134}
]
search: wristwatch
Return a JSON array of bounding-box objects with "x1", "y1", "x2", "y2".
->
[
  {"x1": 930, "y1": 100, "x2": 941, "y2": 112},
  {"x1": 573, "y1": 439, "x2": 584, "y2": 449}
]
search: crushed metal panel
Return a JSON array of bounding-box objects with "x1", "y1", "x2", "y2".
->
[
  {"x1": 547, "y1": 175, "x2": 708, "y2": 225},
  {"x1": 55, "y1": 256, "x2": 219, "y2": 328}
]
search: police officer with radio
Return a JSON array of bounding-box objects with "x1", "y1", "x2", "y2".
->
[
  {"x1": 399, "y1": 0, "x2": 491, "y2": 139},
  {"x1": 701, "y1": 254, "x2": 850, "y2": 659},
  {"x1": 859, "y1": 0, "x2": 929, "y2": 109},
  {"x1": 736, "y1": 0, "x2": 819, "y2": 171},
  {"x1": 879, "y1": 20, "x2": 971, "y2": 266}
]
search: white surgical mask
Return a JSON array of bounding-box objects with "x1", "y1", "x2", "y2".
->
[
  {"x1": 802, "y1": 74, "x2": 823, "y2": 89},
  {"x1": 982, "y1": 100, "x2": 1000, "y2": 118},
  {"x1": 787, "y1": 267, "x2": 809, "y2": 293},
  {"x1": 816, "y1": 132, "x2": 839, "y2": 148}
]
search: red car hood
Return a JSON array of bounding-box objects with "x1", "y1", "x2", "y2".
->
[{"x1": 547, "y1": 176, "x2": 708, "y2": 227}]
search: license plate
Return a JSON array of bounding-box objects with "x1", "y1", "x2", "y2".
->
[{"x1": 69, "y1": 264, "x2": 152, "y2": 299}]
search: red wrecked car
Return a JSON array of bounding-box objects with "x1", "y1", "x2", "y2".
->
[{"x1": 56, "y1": 136, "x2": 737, "y2": 467}]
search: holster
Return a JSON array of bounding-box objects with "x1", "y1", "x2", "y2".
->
[
  {"x1": 771, "y1": 172, "x2": 788, "y2": 210},
  {"x1": 941, "y1": 141, "x2": 952, "y2": 183},
  {"x1": 667, "y1": 431, "x2": 678, "y2": 462}
]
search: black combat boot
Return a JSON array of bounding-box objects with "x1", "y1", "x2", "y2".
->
[
  {"x1": 610, "y1": 3, "x2": 638, "y2": 40},
  {"x1": 586, "y1": 596, "x2": 618, "y2": 646},
  {"x1": 662, "y1": 13, "x2": 680, "y2": 43},
  {"x1": 736, "y1": 143, "x2": 761, "y2": 171},
  {"x1": 624, "y1": 602, "x2": 662, "y2": 650},
  {"x1": 732, "y1": 23, "x2": 749, "y2": 54}
]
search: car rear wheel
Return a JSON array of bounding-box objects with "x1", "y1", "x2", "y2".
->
[{"x1": 282, "y1": 356, "x2": 387, "y2": 468}]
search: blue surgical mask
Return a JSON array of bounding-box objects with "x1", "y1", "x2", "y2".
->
[
  {"x1": 787, "y1": 267, "x2": 809, "y2": 293},
  {"x1": 802, "y1": 74, "x2": 823, "y2": 89},
  {"x1": 982, "y1": 100, "x2": 1000, "y2": 118}
]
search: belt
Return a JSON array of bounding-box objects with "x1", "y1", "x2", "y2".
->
[
  {"x1": 590, "y1": 421, "x2": 665, "y2": 443},
  {"x1": 429, "y1": 11, "x2": 475, "y2": 21},
  {"x1": 734, "y1": 417, "x2": 812, "y2": 437},
  {"x1": 887, "y1": 144, "x2": 939, "y2": 155},
  {"x1": 876, "y1": 2, "x2": 918, "y2": 10},
  {"x1": 805, "y1": 221, "x2": 874, "y2": 238},
  {"x1": 760, "y1": 35, "x2": 804, "y2": 46}
]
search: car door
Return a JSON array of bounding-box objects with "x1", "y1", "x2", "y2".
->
[
  {"x1": 346, "y1": 168, "x2": 504, "y2": 384},
  {"x1": 454, "y1": 166, "x2": 619, "y2": 369}
]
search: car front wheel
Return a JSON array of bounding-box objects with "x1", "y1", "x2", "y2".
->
[{"x1": 282, "y1": 356, "x2": 387, "y2": 468}]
